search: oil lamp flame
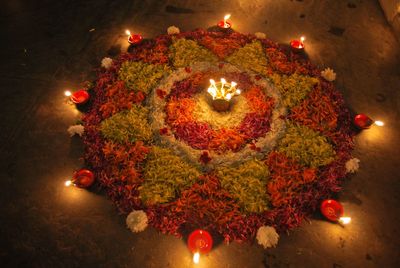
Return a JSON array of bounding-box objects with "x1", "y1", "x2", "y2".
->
[
  {"x1": 64, "y1": 90, "x2": 72, "y2": 97},
  {"x1": 339, "y1": 217, "x2": 351, "y2": 225},
  {"x1": 223, "y1": 14, "x2": 231, "y2": 28},
  {"x1": 300, "y1": 36, "x2": 306, "y2": 43},
  {"x1": 125, "y1": 30, "x2": 131, "y2": 36},
  {"x1": 193, "y1": 252, "x2": 200, "y2": 264},
  {"x1": 374, "y1": 120, "x2": 384, "y2": 126},
  {"x1": 65, "y1": 180, "x2": 73, "y2": 187},
  {"x1": 207, "y1": 78, "x2": 240, "y2": 101}
]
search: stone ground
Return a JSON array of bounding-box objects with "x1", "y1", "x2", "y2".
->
[{"x1": 0, "y1": 0, "x2": 399, "y2": 267}]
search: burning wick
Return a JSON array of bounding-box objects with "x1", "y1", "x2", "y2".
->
[
  {"x1": 193, "y1": 252, "x2": 200, "y2": 264},
  {"x1": 224, "y1": 14, "x2": 231, "y2": 28},
  {"x1": 64, "y1": 90, "x2": 72, "y2": 97},
  {"x1": 338, "y1": 217, "x2": 351, "y2": 225},
  {"x1": 374, "y1": 120, "x2": 384, "y2": 126},
  {"x1": 218, "y1": 14, "x2": 232, "y2": 29},
  {"x1": 64, "y1": 180, "x2": 73, "y2": 187}
]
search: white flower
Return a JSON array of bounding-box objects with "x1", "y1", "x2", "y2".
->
[
  {"x1": 345, "y1": 158, "x2": 360, "y2": 173},
  {"x1": 255, "y1": 32, "x2": 266, "y2": 39},
  {"x1": 126, "y1": 210, "x2": 148, "y2": 233},
  {"x1": 167, "y1": 26, "x2": 180, "y2": 35},
  {"x1": 256, "y1": 226, "x2": 279, "y2": 249},
  {"x1": 101, "y1": 57, "x2": 113, "y2": 69},
  {"x1": 67, "y1": 124, "x2": 84, "y2": 137},
  {"x1": 321, "y1": 67, "x2": 336, "y2": 81}
]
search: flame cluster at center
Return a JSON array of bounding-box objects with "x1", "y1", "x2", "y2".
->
[{"x1": 207, "y1": 78, "x2": 241, "y2": 101}]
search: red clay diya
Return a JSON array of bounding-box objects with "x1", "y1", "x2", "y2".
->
[
  {"x1": 217, "y1": 20, "x2": 232, "y2": 29},
  {"x1": 320, "y1": 199, "x2": 344, "y2": 222},
  {"x1": 188, "y1": 229, "x2": 213, "y2": 254},
  {"x1": 290, "y1": 36, "x2": 305, "y2": 52},
  {"x1": 70, "y1": 90, "x2": 90, "y2": 104},
  {"x1": 72, "y1": 169, "x2": 95, "y2": 188},
  {"x1": 354, "y1": 114, "x2": 374, "y2": 129},
  {"x1": 128, "y1": 34, "x2": 143, "y2": 45}
]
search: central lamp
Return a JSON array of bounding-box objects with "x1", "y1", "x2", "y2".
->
[{"x1": 207, "y1": 78, "x2": 241, "y2": 112}]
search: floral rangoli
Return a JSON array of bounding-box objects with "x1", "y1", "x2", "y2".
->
[{"x1": 82, "y1": 29, "x2": 354, "y2": 243}]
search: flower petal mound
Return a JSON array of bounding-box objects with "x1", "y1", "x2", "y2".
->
[
  {"x1": 216, "y1": 160, "x2": 270, "y2": 213},
  {"x1": 277, "y1": 122, "x2": 335, "y2": 168},
  {"x1": 82, "y1": 29, "x2": 355, "y2": 243},
  {"x1": 226, "y1": 40, "x2": 269, "y2": 76},
  {"x1": 100, "y1": 105, "x2": 152, "y2": 143},
  {"x1": 118, "y1": 61, "x2": 170, "y2": 94},
  {"x1": 169, "y1": 38, "x2": 218, "y2": 68},
  {"x1": 139, "y1": 146, "x2": 200, "y2": 205}
]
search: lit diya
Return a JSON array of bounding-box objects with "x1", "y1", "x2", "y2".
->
[
  {"x1": 290, "y1": 36, "x2": 305, "y2": 52},
  {"x1": 354, "y1": 114, "x2": 384, "y2": 129},
  {"x1": 65, "y1": 169, "x2": 95, "y2": 188},
  {"x1": 70, "y1": 89, "x2": 90, "y2": 104},
  {"x1": 188, "y1": 229, "x2": 213, "y2": 264},
  {"x1": 207, "y1": 78, "x2": 241, "y2": 112},
  {"x1": 217, "y1": 14, "x2": 232, "y2": 29},
  {"x1": 320, "y1": 199, "x2": 351, "y2": 225},
  {"x1": 125, "y1": 30, "x2": 143, "y2": 45}
]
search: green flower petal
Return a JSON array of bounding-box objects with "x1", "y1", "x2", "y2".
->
[
  {"x1": 100, "y1": 105, "x2": 152, "y2": 143},
  {"x1": 169, "y1": 38, "x2": 218, "y2": 68},
  {"x1": 139, "y1": 146, "x2": 200, "y2": 205},
  {"x1": 278, "y1": 122, "x2": 336, "y2": 167},
  {"x1": 118, "y1": 61, "x2": 170, "y2": 94},
  {"x1": 216, "y1": 160, "x2": 270, "y2": 213}
]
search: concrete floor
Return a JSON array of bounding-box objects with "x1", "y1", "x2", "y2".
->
[{"x1": 0, "y1": 0, "x2": 399, "y2": 267}]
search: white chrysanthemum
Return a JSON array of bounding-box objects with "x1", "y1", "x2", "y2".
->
[
  {"x1": 255, "y1": 32, "x2": 266, "y2": 39},
  {"x1": 256, "y1": 226, "x2": 279, "y2": 249},
  {"x1": 167, "y1": 26, "x2": 180, "y2": 35},
  {"x1": 345, "y1": 158, "x2": 360, "y2": 173},
  {"x1": 101, "y1": 57, "x2": 113, "y2": 69},
  {"x1": 321, "y1": 67, "x2": 336, "y2": 81},
  {"x1": 126, "y1": 210, "x2": 148, "y2": 233},
  {"x1": 67, "y1": 124, "x2": 84, "y2": 137}
]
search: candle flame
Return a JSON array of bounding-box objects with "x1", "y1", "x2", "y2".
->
[
  {"x1": 236, "y1": 89, "x2": 241, "y2": 95},
  {"x1": 208, "y1": 87, "x2": 217, "y2": 98},
  {"x1": 374, "y1": 120, "x2": 384, "y2": 126},
  {"x1": 225, "y1": 93, "x2": 232, "y2": 100},
  {"x1": 125, "y1": 30, "x2": 131, "y2": 36},
  {"x1": 339, "y1": 217, "x2": 351, "y2": 225},
  {"x1": 224, "y1": 14, "x2": 231, "y2": 21},
  {"x1": 64, "y1": 90, "x2": 72, "y2": 97},
  {"x1": 65, "y1": 180, "x2": 73, "y2": 187},
  {"x1": 300, "y1": 36, "x2": 306, "y2": 43},
  {"x1": 193, "y1": 252, "x2": 200, "y2": 264}
]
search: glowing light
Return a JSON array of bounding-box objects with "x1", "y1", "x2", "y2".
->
[
  {"x1": 339, "y1": 217, "x2": 351, "y2": 225},
  {"x1": 125, "y1": 30, "x2": 131, "y2": 36},
  {"x1": 300, "y1": 36, "x2": 306, "y2": 43},
  {"x1": 374, "y1": 121, "x2": 384, "y2": 126},
  {"x1": 65, "y1": 180, "x2": 73, "y2": 187},
  {"x1": 64, "y1": 90, "x2": 72, "y2": 97},
  {"x1": 207, "y1": 78, "x2": 240, "y2": 101},
  {"x1": 223, "y1": 14, "x2": 231, "y2": 28},
  {"x1": 193, "y1": 252, "x2": 200, "y2": 264}
]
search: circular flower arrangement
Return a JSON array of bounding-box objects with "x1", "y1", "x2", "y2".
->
[{"x1": 82, "y1": 29, "x2": 354, "y2": 243}]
